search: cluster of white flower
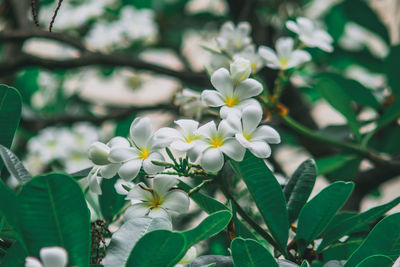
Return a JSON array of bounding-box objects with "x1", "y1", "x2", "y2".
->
[
  {"x1": 85, "y1": 6, "x2": 158, "y2": 51},
  {"x1": 25, "y1": 123, "x2": 99, "y2": 175},
  {"x1": 206, "y1": 17, "x2": 333, "y2": 75}
]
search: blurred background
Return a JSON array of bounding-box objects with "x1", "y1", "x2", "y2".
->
[{"x1": 1, "y1": 0, "x2": 400, "y2": 256}]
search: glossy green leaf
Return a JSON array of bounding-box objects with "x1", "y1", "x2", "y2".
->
[
  {"x1": 99, "y1": 176, "x2": 126, "y2": 222},
  {"x1": 344, "y1": 213, "x2": 400, "y2": 267},
  {"x1": 314, "y1": 75, "x2": 361, "y2": 140},
  {"x1": 0, "y1": 241, "x2": 27, "y2": 267},
  {"x1": 104, "y1": 217, "x2": 172, "y2": 267},
  {"x1": 323, "y1": 238, "x2": 364, "y2": 262},
  {"x1": 18, "y1": 173, "x2": 91, "y2": 267},
  {"x1": 386, "y1": 45, "x2": 400, "y2": 96},
  {"x1": 0, "y1": 84, "x2": 22, "y2": 171},
  {"x1": 231, "y1": 201, "x2": 257, "y2": 240},
  {"x1": 296, "y1": 182, "x2": 354, "y2": 255},
  {"x1": 230, "y1": 152, "x2": 289, "y2": 255},
  {"x1": 231, "y1": 238, "x2": 278, "y2": 267},
  {"x1": 284, "y1": 159, "x2": 317, "y2": 223},
  {"x1": 179, "y1": 181, "x2": 228, "y2": 214},
  {"x1": 0, "y1": 144, "x2": 31, "y2": 184},
  {"x1": 354, "y1": 255, "x2": 393, "y2": 267},
  {"x1": 340, "y1": 0, "x2": 390, "y2": 44},
  {"x1": 182, "y1": 210, "x2": 232, "y2": 248},
  {"x1": 318, "y1": 196, "x2": 400, "y2": 251},
  {"x1": 126, "y1": 229, "x2": 185, "y2": 267},
  {"x1": 315, "y1": 155, "x2": 358, "y2": 176},
  {"x1": 375, "y1": 99, "x2": 400, "y2": 130}
]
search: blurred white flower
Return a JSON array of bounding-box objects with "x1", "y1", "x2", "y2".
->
[
  {"x1": 31, "y1": 71, "x2": 59, "y2": 109},
  {"x1": 25, "y1": 246, "x2": 68, "y2": 267},
  {"x1": 234, "y1": 46, "x2": 264, "y2": 73},
  {"x1": 23, "y1": 153, "x2": 46, "y2": 176},
  {"x1": 217, "y1": 21, "x2": 252, "y2": 54},
  {"x1": 195, "y1": 121, "x2": 245, "y2": 172},
  {"x1": 87, "y1": 137, "x2": 130, "y2": 194},
  {"x1": 286, "y1": 17, "x2": 333, "y2": 52},
  {"x1": 227, "y1": 105, "x2": 281, "y2": 158},
  {"x1": 156, "y1": 119, "x2": 202, "y2": 162},
  {"x1": 176, "y1": 246, "x2": 197, "y2": 267},
  {"x1": 201, "y1": 67, "x2": 263, "y2": 118},
  {"x1": 174, "y1": 89, "x2": 208, "y2": 120},
  {"x1": 259, "y1": 37, "x2": 311, "y2": 70},
  {"x1": 109, "y1": 118, "x2": 171, "y2": 181},
  {"x1": 230, "y1": 57, "x2": 251, "y2": 85},
  {"x1": 124, "y1": 175, "x2": 189, "y2": 220}
]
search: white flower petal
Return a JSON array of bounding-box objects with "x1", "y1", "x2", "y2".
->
[
  {"x1": 286, "y1": 20, "x2": 299, "y2": 34},
  {"x1": 242, "y1": 105, "x2": 263, "y2": 134},
  {"x1": 147, "y1": 207, "x2": 171, "y2": 220},
  {"x1": 252, "y1": 125, "x2": 281, "y2": 144},
  {"x1": 200, "y1": 148, "x2": 224, "y2": 172},
  {"x1": 88, "y1": 142, "x2": 110, "y2": 165},
  {"x1": 276, "y1": 37, "x2": 294, "y2": 59},
  {"x1": 130, "y1": 117, "x2": 152, "y2": 148},
  {"x1": 286, "y1": 50, "x2": 311, "y2": 69},
  {"x1": 124, "y1": 203, "x2": 151, "y2": 220},
  {"x1": 259, "y1": 46, "x2": 280, "y2": 64},
  {"x1": 235, "y1": 133, "x2": 252, "y2": 148},
  {"x1": 249, "y1": 141, "x2": 271, "y2": 158},
  {"x1": 114, "y1": 179, "x2": 133, "y2": 195},
  {"x1": 171, "y1": 140, "x2": 193, "y2": 152},
  {"x1": 107, "y1": 136, "x2": 130, "y2": 148},
  {"x1": 88, "y1": 168, "x2": 102, "y2": 195},
  {"x1": 162, "y1": 190, "x2": 190, "y2": 212},
  {"x1": 220, "y1": 139, "x2": 245, "y2": 161},
  {"x1": 108, "y1": 147, "x2": 139, "y2": 163},
  {"x1": 218, "y1": 120, "x2": 236, "y2": 138},
  {"x1": 235, "y1": 79, "x2": 263, "y2": 101},
  {"x1": 196, "y1": 121, "x2": 217, "y2": 138},
  {"x1": 210, "y1": 68, "x2": 234, "y2": 97},
  {"x1": 118, "y1": 159, "x2": 142, "y2": 181},
  {"x1": 100, "y1": 163, "x2": 121, "y2": 179},
  {"x1": 143, "y1": 152, "x2": 164, "y2": 174},
  {"x1": 40, "y1": 247, "x2": 68, "y2": 267},
  {"x1": 153, "y1": 175, "x2": 179, "y2": 197},
  {"x1": 219, "y1": 106, "x2": 242, "y2": 119},
  {"x1": 126, "y1": 183, "x2": 153, "y2": 202},
  {"x1": 153, "y1": 127, "x2": 181, "y2": 142},
  {"x1": 201, "y1": 90, "x2": 225, "y2": 107},
  {"x1": 25, "y1": 257, "x2": 43, "y2": 267},
  {"x1": 175, "y1": 119, "x2": 199, "y2": 135}
]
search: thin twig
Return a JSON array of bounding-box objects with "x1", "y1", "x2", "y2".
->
[{"x1": 49, "y1": 0, "x2": 63, "y2": 32}]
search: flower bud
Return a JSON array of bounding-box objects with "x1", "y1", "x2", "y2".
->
[
  {"x1": 88, "y1": 142, "x2": 110, "y2": 165},
  {"x1": 230, "y1": 57, "x2": 251, "y2": 85}
]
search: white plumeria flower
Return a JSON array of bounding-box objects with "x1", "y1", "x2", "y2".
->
[
  {"x1": 109, "y1": 117, "x2": 171, "y2": 181},
  {"x1": 226, "y1": 105, "x2": 280, "y2": 158},
  {"x1": 174, "y1": 89, "x2": 208, "y2": 120},
  {"x1": 176, "y1": 246, "x2": 197, "y2": 267},
  {"x1": 286, "y1": 17, "x2": 333, "y2": 52},
  {"x1": 259, "y1": 37, "x2": 311, "y2": 70},
  {"x1": 230, "y1": 57, "x2": 251, "y2": 85},
  {"x1": 217, "y1": 21, "x2": 252, "y2": 54},
  {"x1": 124, "y1": 175, "x2": 189, "y2": 220},
  {"x1": 87, "y1": 137, "x2": 130, "y2": 194},
  {"x1": 235, "y1": 45, "x2": 264, "y2": 73},
  {"x1": 196, "y1": 121, "x2": 245, "y2": 172},
  {"x1": 156, "y1": 119, "x2": 202, "y2": 162},
  {"x1": 201, "y1": 67, "x2": 263, "y2": 118},
  {"x1": 25, "y1": 247, "x2": 68, "y2": 267}
]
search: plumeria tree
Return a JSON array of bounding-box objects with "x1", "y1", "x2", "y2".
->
[{"x1": 0, "y1": 0, "x2": 400, "y2": 266}]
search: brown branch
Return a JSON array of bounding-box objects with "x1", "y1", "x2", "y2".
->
[
  {"x1": 0, "y1": 52, "x2": 210, "y2": 86},
  {"x1": 20, "y1": 103, "x2": 178, "y2": 131},
  {"x1": 0, "y1": 30, "x2": 88, "y2": 51}
]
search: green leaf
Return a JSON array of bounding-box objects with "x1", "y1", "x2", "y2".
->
[
  {"x1": 18, "y1": 173, "x2": 91, "y2": 267},
  {"x1": 375, "y1": 99, "x2": 400, "y2": 130},
  {"x1": 386, "y1": 45, "x2": 400, "y2": 96},
  {"x1": 230, "y1": 152, "x2": 289, "y2": 255},
  {"x1": 296, "y1": 182, "x2": 354, "y2": 255},
  {"x1": 354, "y1": 255, "x2": 393, "y2": 267},
  {"x1": 322, "y1": 238, "x2": 364, "y2": 262},
  {"x1": 316, "y1": 155, "x2": 358, "y2": 176},
  {"x1": 231, "y1": 238, "x2": 278, "y2": 267},
  {"x1": 0, "y1": 84, "x2": 22, "y2": 170},
  {"x1": 344, "y1": 213, "x2": 400, "y2": 267},
  {"x1": 284, "y1": 159, "x2": 317, "y2": 224},
  {"x1": 0, "y1": 241, "x2": 27, "y2": 267},
  {"x1": 318, "y1": 196, "x2": 400, "y2": 251},
  {"x1": 314, "y1": 74, "x2": 361, "y2": 140},
  {"x1": 0, "y1": 144, "x2": 31, "y2": 184},
  {"x1": 231, "y1": 201, "x2": 257, "y2": 240},
  {"x1": 339, "y1": 0, "x2": 390, "y2": 44},
  {"x1": 99, "y1": 176, "x2": 126, "y2": 222},
  {"x1": 125, "y1": 229, "x2": 186, "y2": 267},
  {"x1": 104, "y1": 217, "x2": 172, "y2": 267},
  {"x1": 178, "y1": 181, "x2": 228, "y2": 214},
  {"x1": 182, "y1": 210, "x2": 232, "y2": 248}
]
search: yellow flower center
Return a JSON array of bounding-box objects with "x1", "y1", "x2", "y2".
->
[
  {"x1": 225, "y1": 96, "x2": 239, "y2": 107},
  {"x1": 210, "y1": 135, "x2": 224, "y2": 148},
  {"x1": 139, "y1": 147, "x2": 150, "y2": 159},
  {"x1": 280, "y1": 58, "x2": 288, "y2": 68},
  {"x1": 243, "y1": 131, "x2": 253, "y2": 141},
  {"x1": 185, "y1": 134, "x2": 199, "y2": 143}
]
